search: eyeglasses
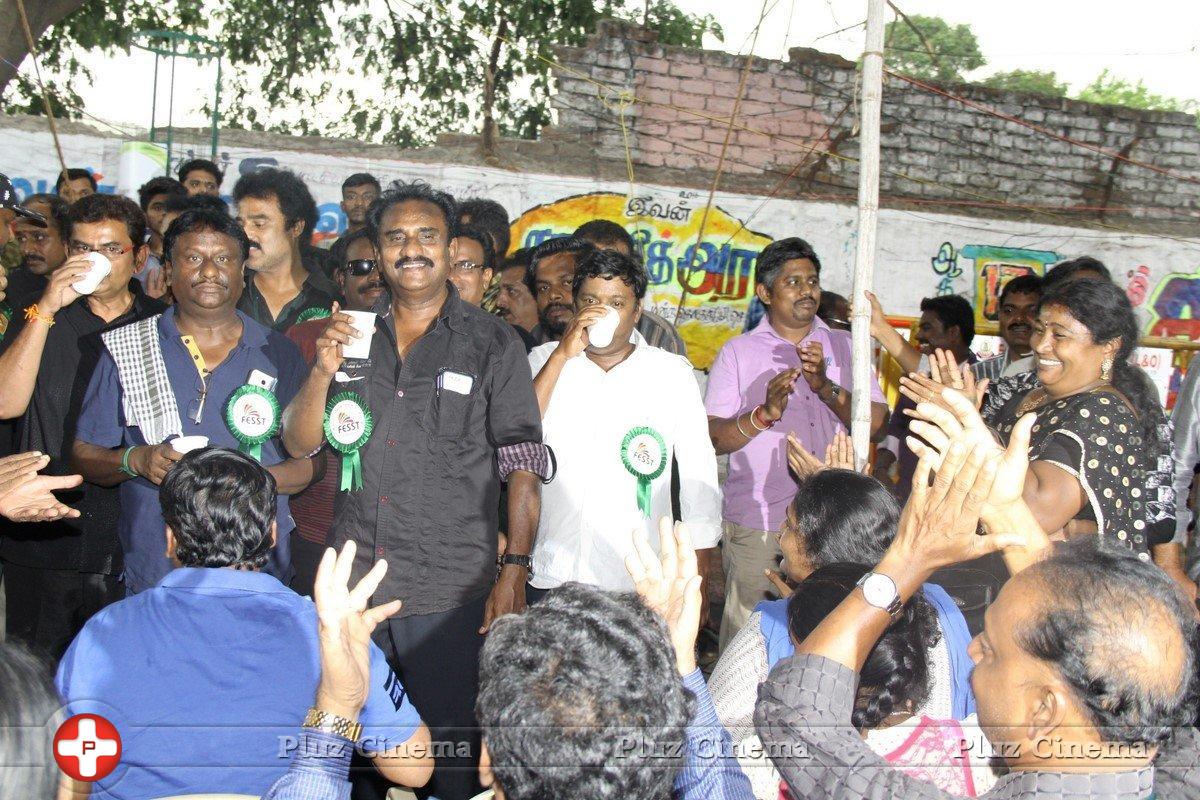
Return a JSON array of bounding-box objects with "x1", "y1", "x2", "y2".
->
[
  {"x1": 342, "y1": 259, "x2": 377, "y2": 277},
  {"x1": 68, "y1": 241, "x2": 133, "y2": 258},
  {"x1": 452, "y1": 261, "x2": 484, "y2": 273}
]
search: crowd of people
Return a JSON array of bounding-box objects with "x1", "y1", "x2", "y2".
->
[{"x1": 0, "y1": 155, "x2": 1197, "y2": 800}]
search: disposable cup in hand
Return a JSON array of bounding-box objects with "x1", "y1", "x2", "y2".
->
[
  {"x1": 171, "y1": 435, "x2": 209, "y2": 454},
  {"x1": 342, "y1": 311, "x2": 377, "y2": 360},
  {"x1": 73, "y1": 251, "x2": 112, "y2": 295},
  {"x1": 587, "y1": 306, "x2": 620, "y2": 348}
]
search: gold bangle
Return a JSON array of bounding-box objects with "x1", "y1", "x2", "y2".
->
[
  {"x1": 23, "y1": 304, "x2": 54, "y2": 327},
  {"x1": 734, "y1": 413, "x2": 754, "y2": 439}
]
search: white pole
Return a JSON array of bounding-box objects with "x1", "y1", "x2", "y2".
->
[{"x1": 850, "y1": 0, "x2": 886, "y2": 469}]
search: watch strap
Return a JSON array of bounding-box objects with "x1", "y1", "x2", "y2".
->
[
  {"x1": 856, "y1": 572, "x2": 902, "y2": 617},
  {"x1": 499, "y1": 553, "x2": 534, "y2": 575},
  {"x1": 302, "y1": 707, "x2": 363, "y2": 742}
]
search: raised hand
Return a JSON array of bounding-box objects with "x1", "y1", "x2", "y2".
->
[
  {"x1": 557, "y1": 304, "x2": 607, "y2": 360},
  {"x1": 0, "y1": 452, "x2": 82, "y2": 522},
  {"x1": 824, "y1": 431, "x2": 856, "y2": 471},
  {"x1": 907, "y1": 389, "x2": 1036, "y2": 518},
  {"x1": 313, "y1": 541, "x2": 402, "y2": 721},
  {"x1": 798, "y1": 340, "x2": 828, "y2": 393},
  {"x1": 314, "y1": 302, "x2": 359, "y2": 377},
  {"x1": 624, "y1": 518, "x2": 703, "y2": 675},
  {"x1": 761, "y1": 368, "x2": 802, "y2": 424},
  {"x1": 786, "y1": 432, "x2": 823, "y2": 479},
  {"x1": 888, "y1": 440, "x2": 1023, "y2": 575},
  {"x1": 37, "y1": 254, "x2": 90, "y2": 314}
]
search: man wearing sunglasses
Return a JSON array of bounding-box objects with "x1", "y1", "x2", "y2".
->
[
  {"x1": 0, "y1": 193, "x2": 165, "y2": 658},
  {"x1": 283, "y1": 227, "x2": 385, "y2": 595}
]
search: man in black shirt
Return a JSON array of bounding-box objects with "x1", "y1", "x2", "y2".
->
[
  {"x1": 283, "y1": 181, "x2": 550, "y2": 800},
  {"x1": 7, "y1": 194, "x2": 69, "y2": 309},
  {"x1": 233, "y1": 168, "x2": 340, "y2": 332},
  {"x1": 0, "y1": 193, "x2": 165, "y2": 659}
]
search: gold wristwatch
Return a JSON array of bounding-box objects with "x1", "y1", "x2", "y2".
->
[{"x1": 302, "y1": 707, "x2": 363, "y2": 742}]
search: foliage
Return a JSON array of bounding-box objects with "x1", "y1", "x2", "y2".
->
[
  {"x1": 1076, "y1": 69, "x2": 1194, "y2": 113},
  {"x1": 979, "y1": 69, "x2": 1067, "y2": 97},
  {"x1": 883, "y1": 13, "x2": 984, "y2": 85},
  {"x1": 2, "y1": 0, "x2": 721, "y2": 147}
]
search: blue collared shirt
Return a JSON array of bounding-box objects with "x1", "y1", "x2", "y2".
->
[
  {"x1": 75, "y1": 307, "x2": 306, "y2": 592},
  {"x1": 56, "y1": 568, "x2": 424, "y2": 800}
]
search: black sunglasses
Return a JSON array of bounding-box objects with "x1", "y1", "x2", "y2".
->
[{"x1": 342, "y1": 259, "x2": 377, "y2": 277}]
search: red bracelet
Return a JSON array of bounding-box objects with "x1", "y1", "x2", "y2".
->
[{"x1": 751, "y1": 405, "x2": 776, "y2": 431}]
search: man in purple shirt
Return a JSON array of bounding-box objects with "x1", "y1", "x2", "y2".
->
[{"x1": 704, "y1": 237, "x2": 887, "y2": 649}]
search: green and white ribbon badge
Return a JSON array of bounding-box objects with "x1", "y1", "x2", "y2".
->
[
  {"x1": 620, "y1": 426, "x2": 667, "y2": 518},
  {"x1": 295, "y1": 307, "x2": 331, "y2": 323},
  {"x1": 224, "y1": 384, "x2": 282, "y2": 461},
  {"x1": 324, "y1": 392, "x2": 374, "y2": 492}
]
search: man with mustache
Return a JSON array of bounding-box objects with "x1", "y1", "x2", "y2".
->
[
  {"x1": 283, "y1": 228, "x2": 386, "y2": 596},
  {"x1": 495, "y1": 248, "x2": 539, "y2": 342},
  {"x1": 233, "y1": 168, "x2": 341, "y2": 332},
  {"x1": 974, "y1": 274, "x2": 1041, "y2": 383},
  {"x1": 71, "y1": 206, "x2": 316, "y2": 595},
  {"x1": 0, "y1": 193, "x2": 165, "y2": 658},
  {"x1": 526, "y1": 235, "x2": 594, "y2": 345},
  {"x1": 705, "y1": 237, "x2": 887, "y2": 650},
  {"x1": 283, "y1": 181, "x2": 550, "y2": 800},
  {"x1": 6, "y1": 194, "x2": 69, "y2": 309}
]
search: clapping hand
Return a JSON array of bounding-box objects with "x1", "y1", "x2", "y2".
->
[
  {"x1": 787, "y1": 430, "x2": 858, "y2": 479},
  {"x1": 898, "y1": 385, "x2": 1049, "y2": 568},
  {"x1": 904, "y1": 352, "x2": 990, "y2": 412},
  {"x1": 0, "y1": 451, "x2": 82, "y2": 522},
  {"x1": 624, "y1": 518, "x2": 703, "y2": 675},
  {"x1": 313, "y1": 541, "x2": 402, "y2": 721}
]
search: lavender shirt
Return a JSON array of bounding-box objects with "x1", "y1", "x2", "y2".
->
[{"x1": 704, "y1": 316, "x2": 885, "y2": 531}]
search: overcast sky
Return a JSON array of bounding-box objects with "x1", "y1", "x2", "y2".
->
[{"x1": 69, "y1": 0, "x2": 1199, "y2": 135}]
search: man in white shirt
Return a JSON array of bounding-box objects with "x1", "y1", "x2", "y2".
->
[{"x1": 527, "y1": 249, "x2": 721, "y2": 604}]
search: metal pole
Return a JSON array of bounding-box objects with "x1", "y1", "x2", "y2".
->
[
  {"x1": 150, "y1": 51, "x2": 160, "y2": 146},
  {"x1": 210, "y1": 55, "x2": 222, "y2": 160},
  {"x1": 166, "y1": 37, "x2": 177, "y2": 175},
  {"x1": 850, "y1": 0, "x2": 886, "y2": 469}
]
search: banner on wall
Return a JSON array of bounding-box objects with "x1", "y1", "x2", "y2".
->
[{"x1": 510, "y1": 190, "x2": 772, "y2": 369}]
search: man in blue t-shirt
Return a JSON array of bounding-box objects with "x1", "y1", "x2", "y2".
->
[{"x1": 57, "y1": 447, "x2": 433, "y2": 799}]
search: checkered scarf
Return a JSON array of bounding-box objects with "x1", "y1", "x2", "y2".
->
[{"x1": 100, "y1": 314, "x2": 183, "y2": 445}]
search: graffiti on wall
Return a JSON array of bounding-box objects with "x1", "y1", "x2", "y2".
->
[
  {"x1": 1144, "y1": 269, "x2": 1200, "y2": 339},
  {"x1": 510, "y1": 191, "x2": 772, "y2": 369},
  {"x1": 959, "y1": 245, "x2": 1059, "y2": 325},
  {"x1": 929, "y1": 243, "x2": 963, "y2": 296}
]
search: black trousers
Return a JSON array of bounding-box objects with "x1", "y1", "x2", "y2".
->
[
  {"x1": 357, "y1": 593, "x2": 489, "y2": 800},
  {"x1": 288, "y1": 531, "x2": 327, "y2": 599},
  {"x1": 3, "y1": 561, "x2": 123, "y2": 661}
]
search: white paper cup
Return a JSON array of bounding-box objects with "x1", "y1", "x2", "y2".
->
[
  {"x1": 587, "y1": 306, "x2": 620, "y2": 348},
  {"x1": 73, "y1": 251, "x2": 113, "y2": 295},
  {"x1": 171, "y1": 435, "x2": 209, "y2": 454},
  {"x1": 342, "y1": 311, "x2": 377, "y2": 360}
]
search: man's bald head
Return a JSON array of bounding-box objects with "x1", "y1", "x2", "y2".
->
[{"x1": 1018, "y1": 539, "x2": 1198, "y2": 746}]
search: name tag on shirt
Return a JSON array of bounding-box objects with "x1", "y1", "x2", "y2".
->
[{"x1": 438, "y1": 370, "x2": 474, "y2": 395}]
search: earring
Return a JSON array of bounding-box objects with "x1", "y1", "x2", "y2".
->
[{"x1": 1101, "y1": 357, "x2": 1113, "y2": 381}]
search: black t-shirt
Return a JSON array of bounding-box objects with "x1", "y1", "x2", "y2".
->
[{"x1": 0, "y1": 288, "x2": 167, "y2": 573}]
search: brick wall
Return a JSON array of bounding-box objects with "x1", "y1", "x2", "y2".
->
[{"x1": 551, "y1": 19, "x2": 1200, "y2": 229}]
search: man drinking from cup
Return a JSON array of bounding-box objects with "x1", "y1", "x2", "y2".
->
[
  {"x1": 282, "y1": 181, "x2": 551, "y2": 800},
  {"x1": 525, "y1": 248, "x2": 720, "y2": 608},
  {"x1": 0, "y1": 193, "x2": 165, "y2": 658},
  {"x1": 283, "y1": 227, "x2": 387, "y2": 596},
  {"x1": 71, "y1": 205, "x2": 317, "y2": 594}
]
